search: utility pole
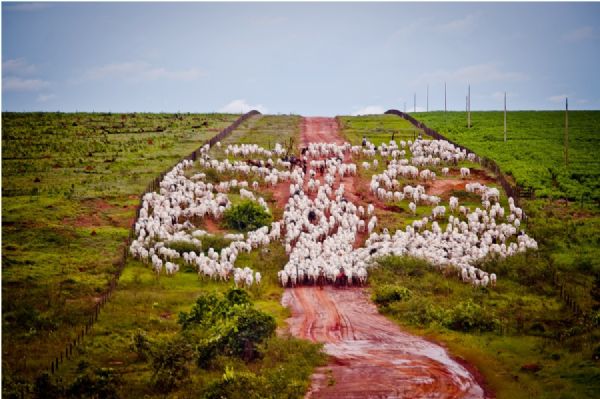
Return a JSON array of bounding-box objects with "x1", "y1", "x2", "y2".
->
[
  {"x1": 504, "y1": 92, "x2": 507, "y2": 142},
  {"x1": 565, "y1": 97, "x2": 569, "y2": 168},
  {"x1": 467, "y1": 84, "x2": 471, "y2": 128},
  {"x1": 426, "y1": 84, "x2": 429, "y2": 112},
  {"x1": 414, "y1": 93, "x2": 416, "y2": 113}
]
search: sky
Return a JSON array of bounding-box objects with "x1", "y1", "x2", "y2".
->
[{"x1": 2, "y1": 2, "x2": 600, "y2": 115}]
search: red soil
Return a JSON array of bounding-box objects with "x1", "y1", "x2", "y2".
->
[
  {"x1": 202, "y1": 217, "x2": 226, "y2": 234},
  {"x1": 271, "y1": 181, "x2": 292, "y2": 210},
  {"x1": 428, "y1": 170, "x2": 496, "y2": 198},
  {"x1": 302, "y1": 117, "x2": 345, "y2": 147},
  {"x1": 282, "y1": 287, "x2": 488, "y2": 399},
  {"x1": 280, "y1": 117, "x2": 490, "y2": 399}
]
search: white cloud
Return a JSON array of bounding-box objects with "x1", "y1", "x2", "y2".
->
[
  {"x1": 3, "y1": 76, "x2": 49, "y2": 91},
  {"x1": 3, "y1": 58, "x2": 36, "y2": 75},
  {"x1": 36, "y1": 93, "x2": 57, "y2": 103},
  {"x1": 218, "y1": 99, "x2": 267, "y2": 114},
  {"x1": 548, "y1": 94, "x2": 569, "y2": 103},
  {"x1": 562, "y1": 26, "x2": 594, "y2": 43},
  {"x1": 83, "y1": 62, "x2": 205, "y2": 82},
  {"x1": 4, "y1": 3, "x2": 50, "y2": 12},
  {"x1": 415, "y1": 63, "x2": 527, "y2": 85},
  {"x1": 352, "y1": 105, "x2": 385, "y2": 116}
]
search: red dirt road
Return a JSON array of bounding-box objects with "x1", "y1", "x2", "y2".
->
[
  {"x1": 283, "y1": 287, "x2": 486, "y2": 399},
  {"x1": 301, "y1": 117, "x2": 345, "y2": 146},
  {"x1": 281, "y1": 117, "x2": 488, "y2": 398}
]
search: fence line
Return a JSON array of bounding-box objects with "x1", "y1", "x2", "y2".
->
[
  {"x1": 384, "y1": 109, "x2": 534, "y2": 207},
  {"x1": 46, "y1": 110, "x2": 261, "y2": 376}
]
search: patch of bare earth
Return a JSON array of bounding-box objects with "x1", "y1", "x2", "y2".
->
[
  {"x1": 427, "y1": 169, "x2": 496, "y2": 198},
  {"x1": 202, "y1": 217, "x2": 227, "y2": 234},
  {"x1": 64, "y1": 199, "x2": 134, "y2": 229}
]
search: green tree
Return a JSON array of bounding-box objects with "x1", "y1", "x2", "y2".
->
[
  {"x1": 150, "y1": 336, "x2": 193, "y2": 394},
  {"x1": 224, "y1": 307, "x2": 276, "y2": 361},
  {"x1": 222, "y1": 200, "x2": 271, "y2": 232}
]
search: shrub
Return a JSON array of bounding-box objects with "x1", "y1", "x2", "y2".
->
[
  {"x1": 225, "y1": 287, "x2": 251, "y2": 307},
  {"x1": 32, "y1": 373, "x2": 60, "y2": 399},
  {"x1": 397, "y1": 296, "x2": 447, "y2": 327},
  {"x1": 200, "y1": 235, "x2": 231, "y2": 253},
  {"x1": 150, "y1": 336, "x2": 193, "y2": 394},
  {"x1": 178, "y1": 288, "x2": 251, "y2": 330},
  {"x1": 166, "y1": 240, "x2": 201, "y2": 255},
  {"x1": 260, "y1": 337, "x2": 326, "y2": 397},
  {"x1": 196, "y1": 337, "x2": 223, "y2": 370},
  {"x1": 373, "y1": 284, "x2": 412, "y2": 306},
  {"x1": 445, "y1": 300, "x2": 499, "y2": 332},
  {"x1": 376, "y1": 256, "x2": 432, "y2": 278},
  {"x1": 224, "y1": 307, "x2": 277, "y2": 361},
  {"x1": 66, "y1": 367, "x2": 122, "y2": 399},
  {"x1": 222, "y1": 200, "x2": 271, "y2": 232},
  {"x1": 129, "y1": 329, "x2": 152, "y2": 361},
  {"x1": 178, "y1": 292, "x2": 222, "y2": 330},
  {"x1": 179, "y1": 288, "x2": 275, "y2": 362},
  {"x1": 202, "y1": 367, "x2": 266, "y2": 399}
]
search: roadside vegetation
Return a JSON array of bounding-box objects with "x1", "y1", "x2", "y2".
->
[{"x1": 359, "y1": 112, "x2": 600, "y2": 399}]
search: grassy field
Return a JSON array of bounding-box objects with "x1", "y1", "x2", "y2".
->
[
  {"x1": 337, "y1": 114, "x2": 422, "y2": 146},
  {"x1": 368, "y1": 256, "x2": 599, "y2": 399},
  {"x1": 411, "y1": 111, "x2": 600, "y2": 202},
  {"x1": 2, "y1": 112, "x2": 239, "y2": 379},
  {"x1": 5, "y1": 111, "x2": 599, "y2": 397},
  {"x1": 2, "y1": 113, "x2": 327, "y2": 397},
  {"x1": 346, "y1": 113, "x2": 600, "y2": 399}
]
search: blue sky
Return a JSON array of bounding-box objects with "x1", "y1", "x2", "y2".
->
[{"x1": 2, "y1": 2, "x2": 600, "y2": 115}]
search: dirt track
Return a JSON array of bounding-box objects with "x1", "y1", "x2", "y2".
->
[{"x1": 282, "y1": 117, "x2": 488, "y2": 398}]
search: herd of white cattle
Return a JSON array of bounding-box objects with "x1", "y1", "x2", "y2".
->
[{"x1": 129, "y1": 136, "x2": 538, "y2": 289}]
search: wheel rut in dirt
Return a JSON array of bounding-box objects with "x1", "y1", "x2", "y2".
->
[
  {"x1": 281, "y1": 117, "x2": 489, "y2": 399},
  {"x1": 283, "y1": 286, "x2": 487, "y2": 399}
]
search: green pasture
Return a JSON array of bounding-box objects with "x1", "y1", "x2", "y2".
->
[
  {"x1": 1, "y1": 112, "x2": 239, "y2": 378},
  {"x1": 338, "y1": 114, "x2": 422, "y2": 146},
  {"x1": 412, "y1": 111, "x2": 600, "y2": 202}
]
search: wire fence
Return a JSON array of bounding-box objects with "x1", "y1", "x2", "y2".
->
[{"x1": 45, "y1": 110, "x2": 261, "y2": 376}]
